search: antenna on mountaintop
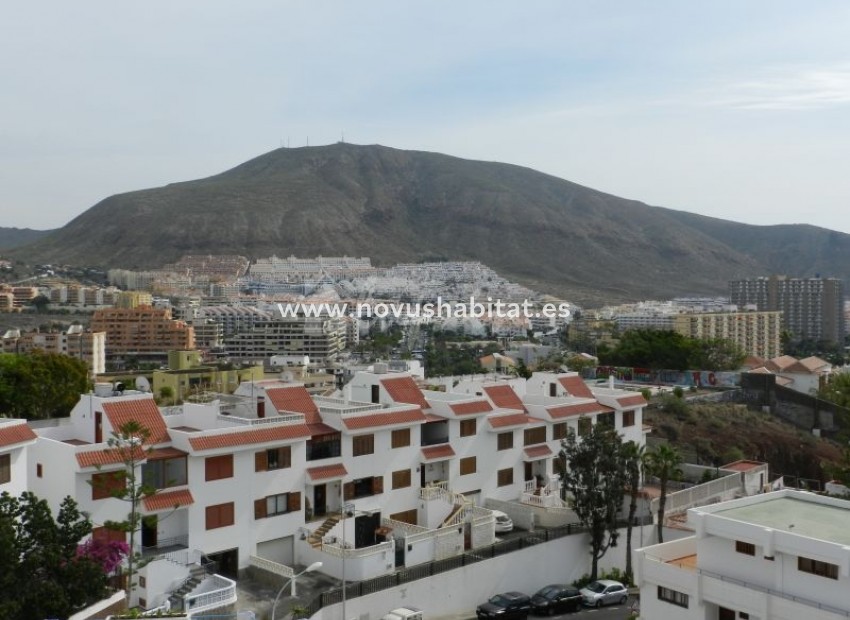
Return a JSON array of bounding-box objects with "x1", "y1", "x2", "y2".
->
[
  {"x1": 307, "y1": 136, "x2": 309, "y2": 147},
  {"x1": 341, "y1": 131, "x2": 345, "y2": 143}
]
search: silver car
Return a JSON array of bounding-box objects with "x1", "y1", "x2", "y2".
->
[{"x1": 579, "y1": 580, "x2": 628, "y2": 608}]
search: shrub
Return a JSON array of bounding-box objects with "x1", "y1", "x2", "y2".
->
[{"x1": 673, "y1": 386, "x2": 684, "y2": 399}]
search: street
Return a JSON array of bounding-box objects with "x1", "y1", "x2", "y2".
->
[{"x1": 542, "y1": 597, "x2": 638, "y2": 620}]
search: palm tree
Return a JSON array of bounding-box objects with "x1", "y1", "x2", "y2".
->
[
  {"x1": 645, "y1": 444, "x2": 683, "y2": 544},
  {"x1": 621, "y1": 441, "x2": 646, "y2": 585}
]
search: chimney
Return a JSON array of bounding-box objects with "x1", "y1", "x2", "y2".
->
[
  {"x1": 608, "y1": 375, "x2": 615, "y2": 390},
  {"x1": 257, "y1": 397, "x2": 265, "y2": 418}
]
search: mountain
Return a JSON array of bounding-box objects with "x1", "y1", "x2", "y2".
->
[
  {"x1": 9, "y1": 143, "x2": 850, "y2": 305},
  {"x1": 0, "y1": 227, "x2": 54, "y2": 250}
]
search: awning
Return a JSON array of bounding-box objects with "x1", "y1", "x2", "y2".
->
[
  {"x1": 523, "y1": 445, "x2": 553, "y2": 461},
  {"x1": 306, "y1": 463, "x2": 348, "y2": 482},
  {"x1": 421, "y1": 444, "x2": 456, "y2": 462}
]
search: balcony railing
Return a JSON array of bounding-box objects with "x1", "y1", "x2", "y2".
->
[
  {"x1": 216, "y1": 412, "x2": 304, "y2": 426},
  {"x1": 249, "y1": 555, "x2": 294, "y2": 578},
  {"x1": 322, "y1": 539, "x2": 395, "y2": 558},
  {"x1": 184, "y1": 574, "x2": 237, "y2": 614}
]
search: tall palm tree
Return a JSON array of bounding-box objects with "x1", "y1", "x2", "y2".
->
[
  {"x1": 621, "y1": 441, "x2": 646, "y2": 585},
  {"x1": 646, "y1": 443, "x2": 683, "y2": 544}
]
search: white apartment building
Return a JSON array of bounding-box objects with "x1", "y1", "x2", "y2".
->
[
  {"x1": 0, "y1": 418, "x2": 37, "y2": 497},
  {"x1": 635, "y1": 490, "x2": 850, "y2": 620}
]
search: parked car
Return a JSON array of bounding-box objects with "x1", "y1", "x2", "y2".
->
[
  {"x1": 530, "y1": 584, "x2": 583, "y2": 615},
  {"x1": 476, "y1": 591, "x2": 532, "y2": 620},
  {"x1": 579, "y1": 579, "x2": 628, "y2": 608},
  {"x1": 382, "y1": 607, "x2": 423, "y2": 620},
  {"x1": 492, "y1": 510, "x2": 514, "y2": 533}
]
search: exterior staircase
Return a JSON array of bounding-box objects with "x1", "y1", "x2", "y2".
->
[
  {"x1": 168, "y1": 564, "x2": 208, "y2": 611},
  {"x1": 441, "y1": 504, "x2": 465, "y2": 527},
  {"x1": 308, "y1": 514, "x2": 341, "y2": 548}
]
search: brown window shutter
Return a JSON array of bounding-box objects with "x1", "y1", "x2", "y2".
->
[
  {"x1": 255, "y1": 451, "x2": 268, "y2": 472},
  {"x1": 282, "y1": 446, "x2": 291, "y2": 468},
  {"x1": 288, "y1": 491, "x2": 301, "y2": 513},
  {"x1": 343, "y1": 482, "x2": 354, "y2": 500},
  {"x1": 254, "y1": 498, "x2": 267, "y2": 520},
  {"x1": 372, "y1": 475, "x2": 384, "y2": 495},
  {"x1": 223, "y1": 502, "x2": 234, "y2": 526}
]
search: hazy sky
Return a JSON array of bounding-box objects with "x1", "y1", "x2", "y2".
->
[{"x1": 3, "y1": 1, "x2": 850, "y2": 233}]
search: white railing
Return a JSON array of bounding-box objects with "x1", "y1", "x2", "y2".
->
[
  {"x1": 160, "y1": 406, "x2": 183, "y2": 417},
  {"x1": 650, "y1": 473, "x2": 742, "y2": 516},
  {"x1": 249, "y1": 555, "x2": 294, "y2": 578},
  {"x1": 184, "y1": 574, "x2": 237, "y2": 615},
  {"x1": 216, "y1": 412, "x2": 304, "y2": 426},
  {"x1": 157, "y1": 548, "x2": 190, "y2": 567},
  {"x1": 523, "y1": 480, "x2": 536, "y2": 493},
  {"x1": 521, "y1": 492, "x2": 567, "y2": 508},
  {"x1": 322, "y1": 539, "x2": 395, "y2": 558}
]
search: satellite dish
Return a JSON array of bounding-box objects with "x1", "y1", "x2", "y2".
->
[{"x1": 135, "y1": 376, "x2": 151, "y2": 392}]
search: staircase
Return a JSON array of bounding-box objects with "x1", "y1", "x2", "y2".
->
[
  {"x1": 441, "y1": 504, "x2": 466, "y2": 528},
  {"x1": 168, "y1": 564, "x2": 207, "y2": 611},
  {"x1": 308, "y1": 514, "x2": 341, "y2": 548}
]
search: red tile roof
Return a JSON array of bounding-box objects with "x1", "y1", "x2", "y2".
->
[
  {"x1": 524, "y1": 445, "x2": 553, "y2": 459},
  {"x1": 547, "y1": 402, "x2": 613, "y2": 419},
  {"x1": 266, "y1": 386, "x2": 321, "y2": 424},
  {"x1": 307, "y1": 422, "x2": 338, "y2": 436},
  {"x1": 102, "y1": 399, "x2": 170, "y2": 445},
  {"x1": 421, "y1": 444, "x2": 456, "y2": 461},
  {"x1": 617, "y1": 395, "x2": 647, "y2": 408},
  {"x1": 449, "y1": 401, "x2": 493, "y2": 416},
  {"x1": 424, "y1": 413, "x2": 446, "y2": 422},
  {"x1": 559, "y1": 376, "x2": 594, "y2": 399},
  {"x1": 147, "y1": 447, "x2": 188, "y2": 461},
  {"x1": 722, "y1": 460, "x2": 764, "y2": 472},
  {"x1": 0, "y1": 422, "x2": 37, "y2": 448},
  {"x1": 342, "y1": 408, "x2": 426, "y2": 430},
  {"x1": 307, "y1": 463, "x2": 348, "y2": 481},
  {"x1": 76, "y1": 445, "x2": 146, "y2": 468},
  {"x1": 380, "y1": 376, "x2": 429, "y2": 408},
  {"x1": 143, "y1": 488, "x2": 194, "y2": 512},
  {"x1": 483, "y1": 385, "x2": 526, "y2": 412},
  {"x1": 188, "y1": 423, "x2": 310, "y2": 451},
  {"x1": 487, "y1": 413, "x2": 533, "y2": 428}
]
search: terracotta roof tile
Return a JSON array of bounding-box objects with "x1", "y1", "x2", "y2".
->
[
  {"x1": 617, "y1": 395, "x2": 647, "y2": 408},
  {"x1": 421, "y1": 444, "x2": 456, "y2": 461},
  {"x1": 147, "y1": 447, "x2": 188, "y2": 461},
  {"x1": 483, "y1": 385, "x2": 526, "y2": 412},
  {"x1": 102, "y1": 399, "x2": 170, "y2": 445},
  {"x1": 558, "y1": 376, "x2": 594, "y2": 399},
  {"x1": 143, "y1": 488, "x2": 194, "y2": 512},
  {"x1": 0, "y1": 422, "x2": 37, "y2": 448},
  {"x1": 307, "y1": 422, "x2": 338, "y2": 436},
  {"x1": 76, "y1": 445, "x2": 146, "y2": 468},
  {"x1": 188, "y1": 423, "x2": 310, "y2": 451},
  {"x1": 524, "y1": 445, "x2": 553, "y2": 459},
  {"x1": 266, "y1": 386, "x2": 321, "y2": 424},
  {"x1": 380, "y1": 376, "x2": 428, "y2": 408},
  {"x1": 424, "y1": 413, "x2": 446, "y2": 422},
  {"x1": 307, "y1": 463, "x2": 348, "y2": 481},
  {"x1": 722, "y1": 460, "x2": 764, "y2": 472},
  {"x1": 547, "y1": 402, "x2": 613, "y2": 419},
  {"x1": 342, "y1": 408, "x2": 426, "y2": 430},
  {"x1": 449, "y1": 401, "x2": 493, "y2": 416},
  {"x1": 487, "y1": 413, "x2": 533, "y2": 428}
]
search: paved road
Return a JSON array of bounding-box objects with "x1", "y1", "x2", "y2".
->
[{"x1": 545, "y1": 597, "x2": 638, "y2": 619}]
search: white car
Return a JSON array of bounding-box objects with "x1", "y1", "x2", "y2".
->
[
  {"x1": 492, "y1": 510, "x2": 514, "y2": 533},
  {"x1": 579, "y1": 579, "x2": 628, "y2": 608}
]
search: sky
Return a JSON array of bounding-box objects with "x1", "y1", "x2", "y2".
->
[{"x1": 2, "y1": 1, "x2": 850, "y2": 233}]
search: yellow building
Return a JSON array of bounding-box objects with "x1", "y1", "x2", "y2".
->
[
  {"x1": 672, "y1": 310, "x2": 782, "y2": 359},
  {"x1": 152, "y1": 351, "x2": 264, "y2": 401},
  {"x1": 116, "y1": 290, "x2": 154, "y2": 309}
]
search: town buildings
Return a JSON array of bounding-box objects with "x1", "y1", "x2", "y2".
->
[
  {"x1": 1, "y1": 324, "x2": 106, "y2": 374},
  {"x1": 90, "y1": 306, "x2": 195, "y2": 364},
  {"x1": 671, "y1": 310, "x2": 782, "y2": 360},
  {"x1": 635, "y1": 489, "x2": 850, "y2": 620}
]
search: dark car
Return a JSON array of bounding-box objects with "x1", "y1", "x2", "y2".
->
[
  {"x1": 530, "y1": 584, "x2": 583, "y2": 615},
  {"x1": 476, "y1": 591, "x2": 532, "y2": 620}
]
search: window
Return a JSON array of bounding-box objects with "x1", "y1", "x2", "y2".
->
[
  {"x1": 552, "y1": 423, "x2": 567, "y2": 440},
  {"x1": 523, "y1": 426, "x2": 546, "y2": 446},
  {"x1": 497, "y1": 432, "x2": 514, "y2": 451},
  {"x1": 0, "y1": 454, "x2": 10, "y2": 484},
  {"x1": 36, "y1": 463, "x2": 43, "y2": 478},
  {"x1": 460, "y1": 456, "x2": 476, "y2": 475},
  {"x1": 389, "y1": 509, "x2": 417, "y2": 525},
  {"x1": 460, "y1": 419, "x2": 477, "y2": 438},
  {"x1": 392, "y1": 469, "x2": 412, "y2": 489},
  {"x1": 92, "y1": 526, "x2": 125, "y2": 544},
  {"x1": 577, "y1": 417, "x2": 592, "y2": 437},
  {"x1": 622, "y1": 410, "x2": 635, "y2": 427},
  {"x1": 657, "y1": 586, "x2": 689, "y2": 608},
  {"x1": 91, "y1": 471, "x2": 126, "y2": 500},
  {"x1": 307, "y1": 432, "x2": 341, "y2": 461},
  {"x1": 497, "y1": 468, "x2": 514, "y2": 487},
  {"x1": 371, "y1": 384, "x2": 380, "y2": 404},
  {"x1": 255, "y1": 492, "x2": 301, "y2": 519},
  {"x1": 352, "y1": 434, "x2": 375, "y2": 457},
  {"x1": 597, "y1": 412, "x2": 615, "y2": 427},
  {"x1": 139, "y1": 576, "x2": 146, "y2": 588},
  {"x1": 255, "y1": 446, "x2": 291, "y2": 471},
  {"x1": 391, "y1": 428, "x2": 411, "y2": 448},
  {"x1": 205, "y1": 455, "x2": 234, "y2": 481},
  {"x1": 798, "y1": 556, "x2": 838, "y2": 579},
  {"x1": 344, "y1": 476, "x2": 384, "y2": 500},
  {"x1": 735, "y1": 540, "x2": 755, "y2": 556},
  {"x1": 142, "y1": 455, "x2": 187, "y2": 489},
  {"x1": 206, "y1": 502, "x2": 235, "y2": 530}
]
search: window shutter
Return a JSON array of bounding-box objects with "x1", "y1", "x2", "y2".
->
[
  {"x1": 255, "y1": 451, "x2": 268, "y2": 472},
  {"x1": 372, "y1": 475, "x2": 384, "y2": 495},
  {"x1": 343, "y1": 482, "x2": 354, "y2": 500},
  {"x1": 288, "y1": 491, "x2": 301, "y2": 513},
  {"x1": 254, "y1": 498, "x2": 267, "y2": 519}
]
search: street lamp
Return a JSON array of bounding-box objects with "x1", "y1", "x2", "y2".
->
[{"x1": 270, "y1": 560, "x2": 323, "y2": 620}]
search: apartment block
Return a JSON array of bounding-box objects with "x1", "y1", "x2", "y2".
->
[
  {"x1": 90, "y1": 306, "x2": 195, "y2": 362},
  {"x1": 730, "y1": 276, "x2": 845, "y2": 346},
  {"x1": 635, "y1": 490, "x2": 850, "y2": 620},
  {"x1": 671, "y1": 310, "x2": 782, "y2": 359},
  {"x1": 223, "y1": 316, "x2": 346, "y2": 365},
  {"x1": 1, "y1": 326, "x2": 106, "y2": 374}
]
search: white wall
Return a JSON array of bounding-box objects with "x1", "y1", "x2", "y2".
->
[{"x1": 138, "y1": 557, "x2": 189, "y2": 609}]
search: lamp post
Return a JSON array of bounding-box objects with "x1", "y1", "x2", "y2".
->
[
  {"x1": 271, "y1": 561, "x2": 323, "y2": 620},
  {"x1": 341, "y1": 502, "x2": 355, "y2": 620}
]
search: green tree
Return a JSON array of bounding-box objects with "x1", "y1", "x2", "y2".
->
[
  {"x1": 513, "y1": 359, "x2": 533, "y2": 379},
  {"x1": 0, "y1": 350, "x2": 90, "y2": 419},
  {"x1": 687, "y1": 337, "x2": 746, "y2": 371},
  {"x1": 560, "y1": 420, "x2": 626, "y2": 580},
  {"x1": 621, "y1": 441, "x2": 646, "y2": 585},
  {"x1": 645, "y1": 444, "x2": 683, "y2": 544},
  {"x1": 0, "y1": 492, "x2": 109, "y2": 620},
  {"x1": 599, "y1": 329, "x2": 695, "y2": 370},
  {"x1": 819, "y1": 372, "x2": 850, "y2": 409}
]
